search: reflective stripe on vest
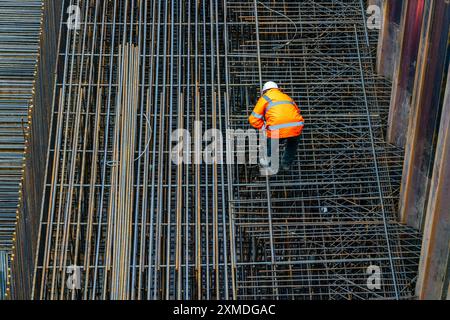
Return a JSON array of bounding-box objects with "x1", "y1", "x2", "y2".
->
[
  {"x1": 251, "y1": 111, "x2": 264, "y2": 119},
  {"x1": 267, "y1": 121, "x2": 304, "y2": 131},
  {"x1": 266, "y1": 100, "x2": 296, "y2": 112},
  {"x1": 262, "y1": 95, "x2": 273, "y2": 104}
]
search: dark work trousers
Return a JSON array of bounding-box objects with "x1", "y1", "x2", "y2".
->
[{"x1": 266, "y1": 136, "x2": 300, "y2": 168}]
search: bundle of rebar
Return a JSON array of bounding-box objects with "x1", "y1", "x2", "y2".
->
[
  {"x1": 106, "y1": 43, "x2": 140, "y2": 300},
  {"x1": 29, "y1": 0, "x2": 422, "y2": 300},
  {"x1": 0, "y1": 0, "x2": 43, "y2": 299}
]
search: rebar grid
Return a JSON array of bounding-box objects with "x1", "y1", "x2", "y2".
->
[
  {"x1": 30, "y1": 0, "x2": 422, "y2": 300},
  {"x1": 33, "y1": 0, "x2": 235, "y2": 300},
  {"x1": 225, "y1": 0, "x2": 421, "y2": 300}
]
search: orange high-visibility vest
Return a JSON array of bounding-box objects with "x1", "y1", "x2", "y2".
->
[{"x1": 249, "y1": 89, "x2": 304, "y2": 139}]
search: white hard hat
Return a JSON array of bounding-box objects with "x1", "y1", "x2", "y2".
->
[{"x1": 262, "y1": 81, "x2": 279, "y2": 93}]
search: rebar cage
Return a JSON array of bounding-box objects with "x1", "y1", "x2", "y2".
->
[{"x1": 27, "y1": 0, "x2": 421, "y2": 300}]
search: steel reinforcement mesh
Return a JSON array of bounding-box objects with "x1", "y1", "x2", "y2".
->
[
  {"x1": 30, "y1": 0, "x2": 421, "y2": 300},
  {"x1": 226, "y1": 0, "x2": 421, "y2": 300}
]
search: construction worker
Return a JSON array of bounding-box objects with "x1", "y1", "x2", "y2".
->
[{"x1": 249, "y1": 81, "x2": 304, "y2": 172}]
